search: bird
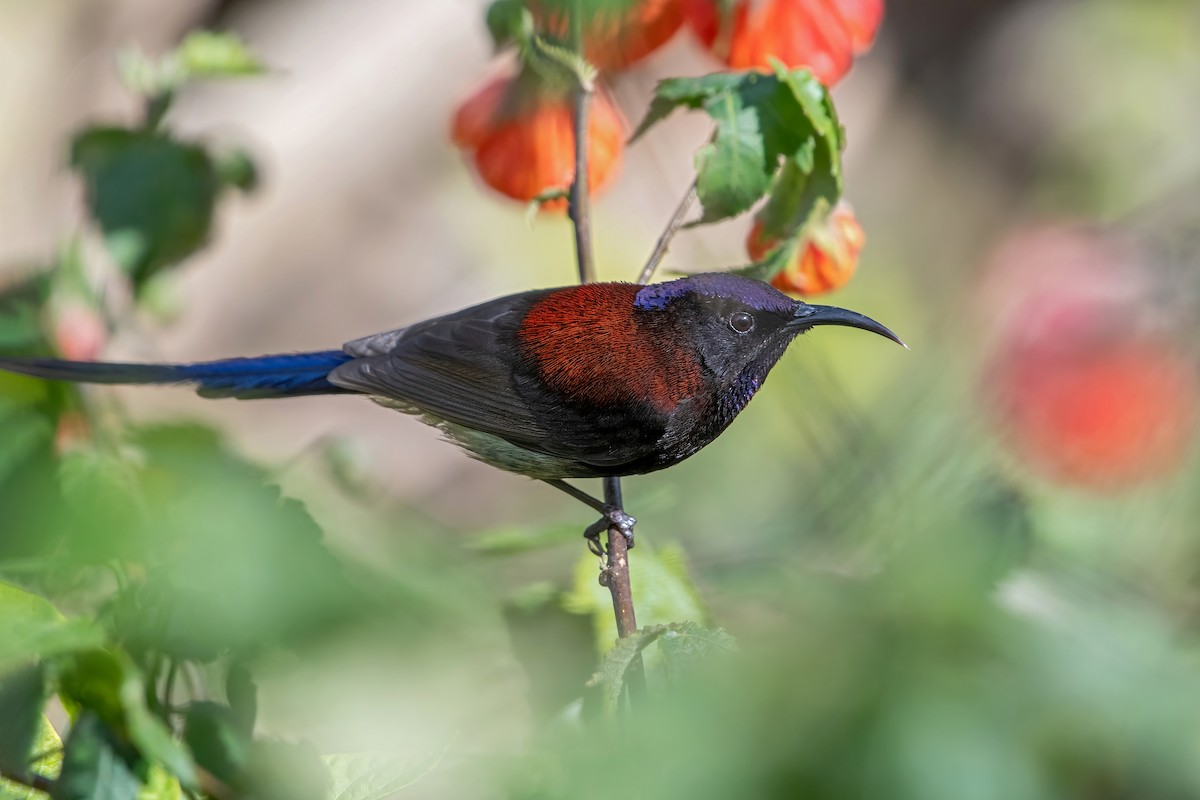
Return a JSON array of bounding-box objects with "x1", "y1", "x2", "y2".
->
[{"x1": 0, "y1": 273, "x2": 902, "y2": 552}]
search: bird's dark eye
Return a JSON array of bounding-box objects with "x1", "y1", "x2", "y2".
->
[{"x1": 729, "y1": 311, "x2": 755, "y2": 333}]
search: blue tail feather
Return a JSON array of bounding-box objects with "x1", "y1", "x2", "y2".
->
[{"x1": 0, "y1": 351, "x2": 354, "y2": 399}]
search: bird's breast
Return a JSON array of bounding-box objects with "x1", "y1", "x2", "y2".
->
[{"x1": 517, "y1": 285, "x2": 704, "y2": 415}]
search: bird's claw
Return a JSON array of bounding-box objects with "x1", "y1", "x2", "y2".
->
[{"x1": 583, "y1": 505, "x2": 636, "y2": 556}]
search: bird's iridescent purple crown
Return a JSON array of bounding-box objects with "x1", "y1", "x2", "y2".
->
[{"x1": 634, "y1": 273, "x2": 797, "y2": 314}]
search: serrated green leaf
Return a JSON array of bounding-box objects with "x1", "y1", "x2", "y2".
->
[
  {"x1": 52, "y1": 714, "x2": 140, "y2": 800},
  {"x1": 585, "y1": 623, "x2": 737, "y2": 712},
  {"x1": 628, "y1": 72, "x2": 739, "y2": 141},
  {"x1": 633, "y1": 67, "x2": 844, "y2": 231},
  {"x1": 175, "y1": 32, "x2": 266, "y2": 78},
  {"x1": 630, "y1": 72, "x2": 745, "y2": 141},
  {"x1": 323, "y1": 743, "x2": 450, "y2": 800},
  {"x1": 0, "y1": 664, "x2": 47, "y2": 775},
  {"x1": 70, "y1": 128, "x2": 220, "y2": 289},
  {"x1": 693, "y1": 90, "x2": 771, "y2": 223},
  {"x1": 585, "y1": 626, "x2": 665, "y2": 711},
  {"x1": 658, "y1": 622, "x2": 738, "y2": 681}
]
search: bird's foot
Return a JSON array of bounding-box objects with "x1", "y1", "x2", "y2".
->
[{"x1": 583, "y1": 505, "x2": 636, "y2": 556}]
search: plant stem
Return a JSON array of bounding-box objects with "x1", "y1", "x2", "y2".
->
[
  {"x1": 600, "y1": 477, "x2": 638, "y2": 636},
  {"x1": 568, "y1": 78, "x2": 596, "y2": 285},
  {"x1": 638, "y1": 178, "x2": 699, "y2": 285},
  {"x1": 563, "y1": 3, "x2": 638, "y2": 643}
]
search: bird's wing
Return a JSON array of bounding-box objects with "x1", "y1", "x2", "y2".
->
[{"x1": 328, "y1": 291, "x2": 556, "y2": 448}]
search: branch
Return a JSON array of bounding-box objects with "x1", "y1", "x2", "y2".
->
[
  {"x1": 562, "y1": 3, "x2": 639, "y2": 645},
  {"x1": 637, "y1": 178, "x2": 698, "y2": 285},
  {"x1": 599, "y1": 477, "x2": 637, "y2": 636},
  {"x1": 568, "y1": 82, "x2": 596, "y2": 285}
]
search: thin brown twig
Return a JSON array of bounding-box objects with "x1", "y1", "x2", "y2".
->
[
  {"x1": 600, "y1": 476, "x2": 638, "y2": 637},
  {"x1": 563, "y1": 1, "x2": 639, "y2": 647},
  {"x1": 637, "y1": 178, "x2": 699, "y2": 285},
  {"x1": 568, "y1": 83, "x2": 596, "y2": 284},
  {"x1": 600, "y1": 477, "x2": 645, "y2": 702}
]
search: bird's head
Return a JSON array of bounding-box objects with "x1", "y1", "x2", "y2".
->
[{"x1": 634, "y1": 273, "x2": 904, "y2": 383}]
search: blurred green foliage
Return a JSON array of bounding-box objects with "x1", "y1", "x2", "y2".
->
[
  {"x1": 3, "y1": 3, "x2": 1200, "y2": 800},
  {"x1": 632, "y1": 65, "x2": 845, "y2": 280}
]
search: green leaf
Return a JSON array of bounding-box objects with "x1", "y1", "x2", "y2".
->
[
  {"x1": 564, "y1": 542, "x2": 707, "y2": 655},
  {"x1": 224, "y1": 663, "x2": 258, "y2": 734},
  {"x1": 239, "y1": 740, "x2": 329, "y2": 800},
  {"x1": 0, "y1": 272, "x2": 51, "y2": 352},
  {"x1": 182, "y1": 703, "x2": 250, "y2": 786},
  {"x1": 632, "y1": 67, "x2": 845, "y2": 234},
  {"x1": 323, "y1": 745, "x2": 450, "y2": 800},
  {"x1": 693, "y1": 90, "x2": 771, "y2": 223},
  {"x1": 136, "y1": 767, "x2": 182, "y2": 800},
  {"x1": 119, "y1": 683, "x2": 198, "y2": 791},
  {"x1": 657, "y1": 622, "x2": 738, "y2": 681},
  {"x1": 59, "y1": 651, "x2": 198, "y2": 790},
  {"x1": 0, "y1": 664, "x2": 48, "y2": 775},
  {"x1": 0, "y1": 716, "x2": 61, "y2": 800},
  {"x1": 486, "y1": 0, "x2": 534, "y2": 50},
  {"x1": 214, "y1": 149, "x2": 259, "y2": 193},
  {"x1": 52, "y1": 714, "x2": 140, "y2": 800},
  {"x1": 0, "y1": 583, "x2": 104, "y2": 676},
  {"x1": 116, "y1": 33, "x2": 265, "y2": 104},
  {"x1": 585, "y1": 627, "x2": 666, "y2": 711},
  {"x1": 469, "y1": 523, "x2": 580, "y2": 555},
  {"x1": 585, "y1": 623, "x2": 738, "y2": 712},
  {"x1": 0, "y1": 400, "x2": 54, "y2": 490},
  {"x1": 70, "y1": 128, "x2": 220, "y2": 289},
  {"x1": 175, "y1": 32, "x2": 266, "y2": 78},
  {"x1": 630, "y1": 72, "x2": 746, "y2": 141}
]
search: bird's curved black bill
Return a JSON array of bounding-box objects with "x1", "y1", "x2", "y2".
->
[{"x1": 790, "y1": 304, "x2": 907, "y2": 348}]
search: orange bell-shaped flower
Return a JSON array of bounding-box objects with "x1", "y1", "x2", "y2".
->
[
  {"x1": 529, "y1": 0, "x2": 686, "y2": 70},
  {"x1": 747, "y1": 201, "x2": 864, "y2": 296},
  {"x1": 451, "y1": 68, "x2": 626, "y2": 211},
  {"x1": 684, "y1": 0, "x2": 884, "y2": 86}
]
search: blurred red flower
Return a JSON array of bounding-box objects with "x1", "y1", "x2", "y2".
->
[
  {"x1": 982, "y1": 226, "x2": 1199, "y2": 489},
  {"x1": 683, "y1": 0, "x2": 884, "y2": 85},
  {"x1": 52, "y1": 301, "x2": 107, "y2": 362},
  {"x1": 530, "y1": 0, "x2": 686, "y2": 70},
  {"x1": 451, "y1": 68, "x2": 626, "y2": 211},
  {"x1": 994, "y1": 341, "x2": 1198, "y2": 489}
]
